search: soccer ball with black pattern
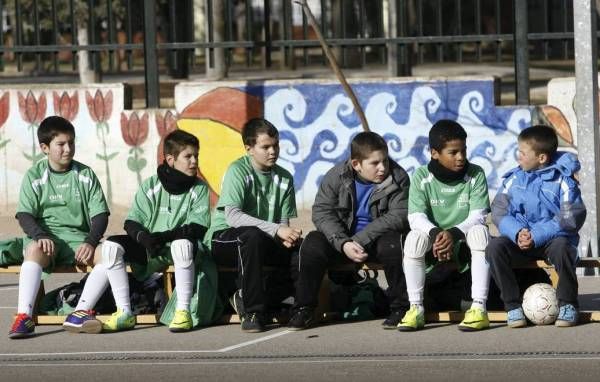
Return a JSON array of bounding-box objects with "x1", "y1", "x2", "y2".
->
[{"x1": 522, "y1": 283, "x2": 559, "y2": 325}]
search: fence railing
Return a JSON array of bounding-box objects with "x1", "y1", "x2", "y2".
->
[{"x1": 0, "y1": 0, "x2": 593, "y2": 107}]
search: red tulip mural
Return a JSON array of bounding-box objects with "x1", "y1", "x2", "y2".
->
[
  {"x1": 18, "y1": 91, "x2": 47, "y2": 164},
  {"x1": 121, "y1": 111, "x2": 149, "y2": 185},
  {"x1": 0, "y1": 92, "x2": 9, "y2": 208},
  {"x1": 155, "y1": 110, "x2": 178, "y2": 164},
  {"x1": 86, "y1": 90, "x2": 116, "y2": 205},
  {"x1": 53, "y1": 91, "x2": 79, "y2": 122}
]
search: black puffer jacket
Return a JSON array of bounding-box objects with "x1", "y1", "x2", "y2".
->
[{"x1": 312, "y1": 159, "x2": 410, "y2": 251}]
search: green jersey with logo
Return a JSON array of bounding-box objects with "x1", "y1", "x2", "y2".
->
[
  {"x1": 17, "y1": 159, "x2": 109, "y2": 242},
  {"x1": 206, "y1": 155, "x2": 297, "y2": 245},
  {"x1": 408, "y1": 163, "x2": 489, "y2": 229},
  {"x1": 127, "y1": 174, "x2": 210, "y2": 234}
]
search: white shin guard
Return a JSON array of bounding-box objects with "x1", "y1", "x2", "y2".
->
[
  {"x1": 467, "y1": 225, "x2": 490, "y2": 303},
  {"x1": 403, "y1": 230, "x2": 431, "y2": 305},
  {"x1": 171, "y1": 239, "x2": 194, "y2": 311},
  {"x1": 102, "y1": 241, "x2": 131, "y2": 313}
]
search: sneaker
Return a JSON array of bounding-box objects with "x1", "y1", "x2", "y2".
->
[
  {"x1": 241, "y1": 312, "x2": 265, "y2": 333},
  {"x1": 458, "y1": 308, "x2": 490, "y2": 331},
  {"x1": 63, "y1": 310, "x2": 102, "y2": 334},
  {"x1": 169, "y1": 310, "x2": 193, "y2": 332},
  {"x1": 382, "y1": 310, "x2": 406, "y2": 329},
  {"x1": 288, "y1": 307, "x2": 315, "y2": 331},
  {"x1": 397, "y1": 305, "x2": 425, "y2": 332},
  {"x1": 229, "y1": 289, "x2": 245, "y2": 317},
  {"x1": 102, "y1": 308, "x2": 136, "y2": 332},
  {"x1": 555, "y1": 304, "x2": 579, "y2": 327},
  {"x1": 9, "y1": 313, "x2": 35, "y2": 339},
  {"x1": 507, "y1": 307, "x2": 527, "y2": 328}
]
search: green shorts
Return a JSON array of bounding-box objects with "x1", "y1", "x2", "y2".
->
[{"x1": 22, "y1": 236, "x2": 85, "y2": 274}]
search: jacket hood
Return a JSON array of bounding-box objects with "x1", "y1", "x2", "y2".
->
[
  {"x1": 503, "y1": 151, "x2": 580, "y2": 179},
  {"x1": 538, "y1": 151, "x2": 580, "y2": 178}
]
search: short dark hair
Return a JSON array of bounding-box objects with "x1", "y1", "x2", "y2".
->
[
  {"x1": 37, "y1": 116, "x2": 75, "y2": 145},
  {"x1": 242, "y1": 118, "x2": 279, "y2": 147},
  {"x1": 518, "y1": 125, "x2": 558, "y2": 156},
  {"x1": 350, "y1": 132, "x2": 388, "y2": 160},
  {"x1": 428, "y1": 119, "x2": 467, "y2": 152},
  {"x1": 163, "y1": 130, "x2": 199, "y2": 157}
]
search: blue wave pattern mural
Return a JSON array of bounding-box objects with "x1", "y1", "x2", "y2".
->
[{"x1": 241, "y1": 79, "x2": 533, "y2": 208}]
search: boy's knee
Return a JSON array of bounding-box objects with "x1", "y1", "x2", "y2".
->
[
  {"x1": 101, "y1": 240, "x2": 125, "y2": 269},
  {"x1": 24, "y1": 242, "x2": 49, "y2": 267},
  {"x1": 403, "y1": 230, "x2": 431, "y2": 259},
  {"x1": 171, "y1": 239, "x2": 194, "y2": 268},
  {"x1": 466, "y1": 225, "x2": 489, "y2": 252}
]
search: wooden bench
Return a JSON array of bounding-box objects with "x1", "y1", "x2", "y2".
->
[
  {"x1": 3, "y1": 257, "x2": 600, "y2": 325},
  {"x1": 317, "y1": 257, "x2": 600, "y2": 323},
  {"x1": 0, "y1": 265, "x2": 175, "y2": 325}
]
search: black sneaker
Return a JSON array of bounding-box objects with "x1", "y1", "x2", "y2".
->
[
  {"x1": 288, "y1": 307, "x2": 315, "y2": 331},
  {"x1": 241, "y1": 312, "x2": 265, "y2": 333},
  {"x1": 381, "y1": 310, "x2": 406, "y2": 329},
  {"x1": 229, "y1": 289, "x2": 245, "y2": 317}
]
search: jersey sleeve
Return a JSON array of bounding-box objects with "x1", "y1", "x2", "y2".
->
[
  {"x1": 16, "y1": 172, "x2": 40, "y2": 217},
  {"x1": 469, "y1": 167, "x2": 490, "y2": 211},
  {"x1": 85, "y1": 170, "x2": 110, "y2": 217},
  {"x1": 127, "y1": 184, "x2": 152, "y2": 227},
  {"x1": 187, "y1": 183, "x2": 211, "y2": 229},
  {"x1": 215, "y1": 164, "x2": 246, "y2": 211},
  {"x1": 280, "y1": 176, "x2": 297, "y2": 219}
]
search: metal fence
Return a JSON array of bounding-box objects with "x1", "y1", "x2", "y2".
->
[{"x1": 0, "y1": 0, "x2": 592, "y2": 107}]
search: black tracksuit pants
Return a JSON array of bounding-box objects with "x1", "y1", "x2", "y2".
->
[
  {"x1": 211, "y1": 226, "x2": 297, "y2": 314},
  {"x1": 294, "y1": 230, "x2": 409, "y2": 311},
  {"x1": 485, "y1": 236, "x2": 578, "y2": 311}
]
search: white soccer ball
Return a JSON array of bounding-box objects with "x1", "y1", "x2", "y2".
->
[{"x1": 522, "y1": 283, "x2": 559, "y2": 325}]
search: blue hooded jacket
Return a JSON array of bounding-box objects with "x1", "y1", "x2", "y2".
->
[{"x1": 491, "y1": 152, "x2": 586, "y2": 248}]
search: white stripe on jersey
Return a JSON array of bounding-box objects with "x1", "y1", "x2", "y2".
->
[
  {"x1": 145, "y1": 183, "x2": 162, "y2": 199},
  {"x1": 31, "y1": 169, "x2": 49, "y2": 190}
]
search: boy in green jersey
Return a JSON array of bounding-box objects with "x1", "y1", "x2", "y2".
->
[
  {"x1": 62, "y1": 130, "x2": 210, "y2": 333},
  {"x1": 9, "y1": 116, "x2": 110, "y2": 339},
  {"x1": 398, "y1": 120, "x2": 491, "y2": 332},
  {"x1": 207, "y1": 118, "x2": 301, "y2": 333}
]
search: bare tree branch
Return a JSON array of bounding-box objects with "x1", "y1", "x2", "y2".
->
[{"x1": 294, "y1": 0, "x2": 370, "y2": 132}]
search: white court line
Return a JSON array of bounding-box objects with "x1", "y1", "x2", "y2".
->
[
  {"x1": 0, "y1": 306, "x2": 15, "y2": 309},
  {"x1": 0, "y1": 329, "x2": 292, "y2": 357},
  {"x1": 3, "y1": 356, "x2": 600, "y2": 367},
  {"x1": 0, "y1": 287, "x2": 18, "y2": 291}
]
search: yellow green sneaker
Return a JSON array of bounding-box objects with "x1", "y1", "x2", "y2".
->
[
  {"x1": 169, "y1": 310, "x2": 193, "y2": 332},
  {"x1": 458, "y1": 308, "x2": 490, "y2": 331},
  {"x1": 397, "y1": 305, "x2": 425, "y2": 332},
  {"x1": 102, "y1": 308, "x2": 136, "y2": 332}
]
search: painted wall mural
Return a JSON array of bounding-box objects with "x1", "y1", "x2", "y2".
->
[{"x1": 0, "y1": 78, "x2": 576, "y2": 214}]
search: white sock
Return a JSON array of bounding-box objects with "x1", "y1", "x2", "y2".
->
[
  {"x1": 106, "y1": 262, "x2": 132, "y2": 314},
  {"x1": 175, "y1": 264, "x2": 194, "y2": 311},
  {"x1": 470, "y1": 251, "x2": 490, "y2": 312},
  {"x1": 403, "y1": 256, "x2": 426, "y2": 307},
  {"x1": 75, "y1": 264, "x2": 109, "y2": 311},
  {"x1": 17, "y1": 261, "x2": 43, "y2": 316}
]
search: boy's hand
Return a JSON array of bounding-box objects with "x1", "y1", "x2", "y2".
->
[
  {"x1": 74, "y1": 243, "x2": 95, "y2": 266},
  {"x1": 276, "y1": 226, "x2": 302, "y2": 246},
  {"x1": 517, "y1": 229, "x2": 533, "y2": 250},
  {"x1": 342, "y1": 241, "x2": 368, "y2": 263},
  {"x1": 137, "y1": 231, "x2": 161, "y2": 257},
  {"x1": 37, "y1": 238, "x2": 55, "y2": 257},
  {"x1": 433, "y1": 231, "x2": 453, "y2": 261}
]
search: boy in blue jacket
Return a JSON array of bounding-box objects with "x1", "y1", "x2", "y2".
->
[{"x1": 486, "y1": 125, "x2": 586, "y2": 328}]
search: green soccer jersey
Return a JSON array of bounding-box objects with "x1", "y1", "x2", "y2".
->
[
  {"x1": 206, "y1": 155, "x2": 297, "y2": 244},
  {"x1": 127, "y1": 174, "x2": 210, "y2": 234},
  {"x1": 17, "y1": 159, "x2": 109, "y2": 242},
  {"x1": 408, "y1": 163, "x2": 490, "y2": 230}
]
